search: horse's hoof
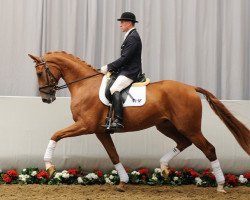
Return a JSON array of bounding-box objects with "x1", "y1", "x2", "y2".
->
[
  {"x1": 161, "y1": 164, "x2": 170, "y2": 178},
  {"x1": 217, "y1": 184, "x2": 227, "y2": 193},
  {"x1": 115, "y1": 182, "x2": 126, "y2": 192},
  {"x1": 46, "y1": 165, "x2": 56, "y2": 179}
]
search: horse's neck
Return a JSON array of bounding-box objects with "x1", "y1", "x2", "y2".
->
[
  {"x1": 60, "y1": 59, "x2": 91, "y2": 81},
  {"x1": 58, "y1": 56, "x2": 101, "y2": 96}
]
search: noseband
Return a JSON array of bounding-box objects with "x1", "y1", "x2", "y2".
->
[{"x1": 34, "y1": 57, "x2": 102, "y2": 95}]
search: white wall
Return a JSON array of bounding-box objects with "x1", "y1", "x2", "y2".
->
[{"x1": 0, "y1": 96, "x2": 249, "y2": 173}]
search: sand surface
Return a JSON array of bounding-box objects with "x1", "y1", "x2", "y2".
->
[{"x1": 0, "y1": 184, "x2": 249, "y2": 200}]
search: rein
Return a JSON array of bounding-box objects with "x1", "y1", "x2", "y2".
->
[
  {"x1": 54, "y1": 73, "x2": 102, "y2": 90},
  {"x1": 35, "y1": 56, "x2": 102, "y2": 94}
]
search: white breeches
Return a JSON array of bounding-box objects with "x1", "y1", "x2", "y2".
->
[{"x1": 110, "y1": 75, "x2": 133, "y2": 95}]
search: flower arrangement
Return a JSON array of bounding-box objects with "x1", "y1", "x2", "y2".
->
[
  {"x1": 0, "y1": 167, "x2": 249, "y2": 187},
  {"x1": 0, "y1": 169, "x2": 18, "y2": 184}
]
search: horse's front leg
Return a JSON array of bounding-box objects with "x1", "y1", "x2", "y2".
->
[
  {"x1": 95, "y1": 133, "x2": 129, "y2": 192},
  {"x1": 44, "y1": 121, "x2": 88, "y2": 177}
]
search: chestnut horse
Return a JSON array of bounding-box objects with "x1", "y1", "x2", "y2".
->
[{"x1": 29, "y1": 51, "x2": 250, "y2": 192}]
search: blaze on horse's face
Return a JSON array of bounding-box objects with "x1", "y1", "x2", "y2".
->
[{"x1": 28, "y1": 54, "x2": 58, "y2": 104}]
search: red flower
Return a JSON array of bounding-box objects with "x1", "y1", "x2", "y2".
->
[
  {"x1": 95, "y1": 170, "x2": 103, "y2": 177},
  {"x1": 6, "y1": 170, "x2": 18, "y2": 178},
  {"x1": 125, "y1": 167, "x2": 132, "y2": 173},
  {"x1": 225, "y1": 174, "x2": 238, "y2": 186},
  {"x1": 68, "y1": 168, "x2": 78, "y2": 176},
  {"x1": 175, "y1": 171, "x2": 182, "y2": 177},
  {"x1": 2, "y1": 174, "x2": 12, "y2": 183},
  {"x1": 36, "y1": 170, "x2": 49, "y2": 179},
  {"x1": 168, "y1": 168, "x2": 175, "y2": 176},
  {"x1": 138, "y1": 168, "x2": 149, "y2": 176},
  {"x1": 201, "y1": 169, "x2": 216, "y2": 180},
  {"x1": 183, "y1": 168, "x2": 194, "y2": 173},
  {"x1": 243, "y1": 172, "x2": 250, "y2": 180},
  {"x1": 190, "y1": 170, "x2": 199, "y2": 178},
  {"x1": 204, "y1": 168, "x2": 210, "y2": 172}
]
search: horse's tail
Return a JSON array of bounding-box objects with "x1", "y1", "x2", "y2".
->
[{"x1": 195, "y1": 87, "x2": 250, "y2": 155}]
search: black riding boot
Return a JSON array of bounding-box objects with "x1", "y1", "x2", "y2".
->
[{"x1": 110, "y1": 91, "x2": 124, "y2": 130}]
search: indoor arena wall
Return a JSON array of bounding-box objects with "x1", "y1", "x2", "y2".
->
[{"x1": 0, "y1": 97, "x2": 249, "y2": 173}]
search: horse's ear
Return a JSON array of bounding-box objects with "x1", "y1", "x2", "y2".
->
[{"x1": 28, "y1": 54, "x2": 40, "y2": 63}]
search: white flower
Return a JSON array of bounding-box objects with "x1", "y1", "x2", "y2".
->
[
  {"x1": 173, "y1": 176, "x2": 179, "y2": 181},
  {"x1": 154, "y1": 168, "x2": 161, "y2": 173},
  {"x1": 85, "y1": 173, "x2": 92, "y2": 180},
  {"x1": 91, "y1": 173, "x2": 98, "y2": 180},
  {"x1": 62, "y1": 173, "x2": 70, "y2": 179},
  {"x1": 111, "y1": 170, "x2": 117, "y2": 174},
  {"x1": 77, "y1": 177, "x2": 83, "y2": 184},
  {"x1": 105, "y1": 178, "x2": 113, "y2": 184},
  {"x1": 239, "y1": 175, "x2": 248, "y2": 184},
  {"x1": 86, "y1": 173, "x2": 97, "y2": 180},
  {"x1": 0, "y1": 169, "x2": 2, "y2": 173},
  {"x1": 31, "y1": 171, "x2": 37, "y2": 176},
  {"x1": 109, "y1": 175, "x2": 114, "y2": 180},
  {"x1": 152, "y1": 174, "x2": 158, "y2": 181},
  {"x1": 60, "y1": 170, "x2": 70, "y2": 179},
  {"x1": 195, "y1": 177, "x2": 202, "y2": 185},
  {"x1": 131, "y1": 171, "x2": 140, "y2": 175},
  {"x1": 19, "y1": 174, "x2": 30, "y2": 182},
  {"x1": 22, "y1": 169, "x2": 27, "y2": 173},
  {"x1": 54, "y1": 172, "x2": 62, "y2": 179}
]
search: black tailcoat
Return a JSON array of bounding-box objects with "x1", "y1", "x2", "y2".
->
[{"x1": 107, "y1": 29, "x2": 142, "y2": 80}]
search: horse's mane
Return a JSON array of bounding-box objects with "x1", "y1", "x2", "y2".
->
[{"x1": 45, "y1": 51, "x2": 98, "y2": 71}]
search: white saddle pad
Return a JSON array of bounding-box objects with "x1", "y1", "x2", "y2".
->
[{"x1": 99, "y1": 75, "x2": 146, "y2": 107}]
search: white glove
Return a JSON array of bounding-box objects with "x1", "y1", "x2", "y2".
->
[{"x1": 100, "y1": 65, "x2": 108, "y2": 74}]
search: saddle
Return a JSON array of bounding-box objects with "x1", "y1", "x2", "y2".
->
[{"x1": 105, "y1": 72, "x2": 149, "y2": 103}]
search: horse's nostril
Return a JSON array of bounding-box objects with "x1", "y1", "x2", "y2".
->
[{"x1": 42, "y1": 98, "x2": 48, "y2": 103}]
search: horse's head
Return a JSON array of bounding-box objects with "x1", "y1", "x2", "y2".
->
[{"x1": 28, "y1": 54, "x2": 61, "y2": 104}]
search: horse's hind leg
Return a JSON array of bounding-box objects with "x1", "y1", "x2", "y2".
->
[
  {"x1": 156, "y1": 121, "x2": 192, "y2": 177},
  {"x1": 187, "y1": 131, "x2": 226, "y2": 193}
]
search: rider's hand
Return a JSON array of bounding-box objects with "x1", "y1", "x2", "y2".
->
[{"x1": 100, "y1": 65, "x2": 108, "y2": 74}]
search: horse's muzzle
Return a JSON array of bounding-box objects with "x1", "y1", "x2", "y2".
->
[{"x1": 42, "y1": 96, "x2": 56, "y2": 104}]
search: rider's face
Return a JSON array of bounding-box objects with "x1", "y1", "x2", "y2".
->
[{"x1": 119, "y1": 21, "x2": 133, "y2": 32}]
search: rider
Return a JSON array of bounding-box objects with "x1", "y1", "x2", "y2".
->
[{"x1": 101, "y1": 12, "x2": 142, "y2": 130}]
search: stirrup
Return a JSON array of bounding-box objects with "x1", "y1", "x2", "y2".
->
[
  {"x1": 109, "y1": 119, "x2": 124, "y2": 130},
  {"x1": 101, "y1": 103, "x2": 115, "y2": 133},
  {"x1": 101, "y1": 117, "x2": 116, "y2": 134},
  {"x1": 101, "y1": 117, "x2": 112, "y2": 129}
]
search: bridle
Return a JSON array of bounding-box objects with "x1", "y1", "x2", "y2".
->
[
  {"x1": 35, "y1": 57, "x2": 58, "y2": 95},
  {"x1": 35, "y1": 56, "x2": 102, "y2": 95}
]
